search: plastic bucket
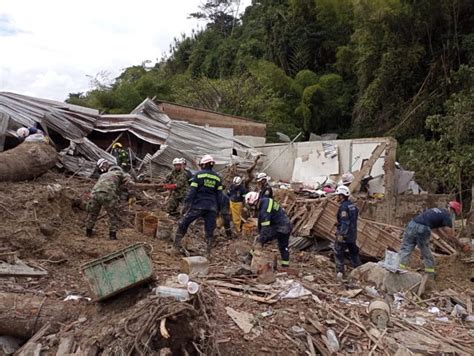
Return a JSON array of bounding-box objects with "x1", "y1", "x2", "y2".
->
[
  {"x1": 143, "y1": 215, "x2": 158, "y2": 237},
  {"x1": 135, "y1": 211, "x2": 150, "y2": 233}
]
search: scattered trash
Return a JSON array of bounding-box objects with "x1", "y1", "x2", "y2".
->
[
  {"x1": 290, "y1": 325, "x2": 305, "y2": 336},
  {"x1": 324, "y1": 328, "x2": 340, "y2": 353},
  {"x1": 0, "y1": 253, "x2": 48, "y2": 277},
  {"x1": 259, "y1": 308, "x2": 273, "y2": 318},
  {"x1": 406, "y1": 316, "x2": 427, "y2": 326},
  {"x1": 368, "y1": 300, "x2": 391, "y2": 329},
  {"x1": 225, "y1": 307, "x2": 254, "y2": 334},
  {"x1": 379, "y1": 249, "x2": 401, "y2": 272},
  {"x1": 181, "y1": 256, "x2": 209, "y2": 277},
  {"x1": 177, "y1": 273, "x2": 189, "y2": 285},
  {"x1": 451, "y1": 304, "x2": 468, "y2": 319},
  {"x1": 187, "y1": 281, "x2": 200, "y2": 295},
  {"x1": 63, "y1": 294, "x2": 91, "y2": 302},
  {"x1": 154, "y1": 286, "x2": 190, "y2": 302},
  {"x1": 364, "y1": 286, "x2": 381, "y2": 298},
  {"x1": 428, "y1": 306, "x2": 440, "y2": 314},
  {"x1": 276, "y1": 279, "x2": 312, "y2": 299},
  {"x1": 435, "y1": 317, "x2": 450, "y2": 323}
]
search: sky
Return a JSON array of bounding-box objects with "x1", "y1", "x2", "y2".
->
[{"x1": 0, "y1": 0, "x2": 251, "y2": 101}]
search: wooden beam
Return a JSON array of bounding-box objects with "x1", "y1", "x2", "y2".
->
[{"x1": 349, "y1": 142, "x2": 387, "y2": 194}]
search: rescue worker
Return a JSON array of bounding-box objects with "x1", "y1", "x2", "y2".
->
[
  {"x1": 164, "y1": 158, "x2": 189, "y2": 216},
  {"x1": 245, "y1": 191, "x2": 292, "y2": 268},
  {"x1": 85, "y1": 163, "x2": 133, "y2": 240},
  {"x1": 399, "y1": 201, "x2": 461, "y2": 278},
  {"x1": 16, "y1": 126, "x2": 44, "y2": 142},
  {"x1": 256, "y1": 172, "x2": 273, "y2": 200},
  {"x1": 173, "y1": 154, "x2": 223, "y2": 256},
  {"x1": 228, "y1": 176, "x2": 247, "y2": 233},
  {"x1": 181, "y1": 158, "x2": 194, "y2": 184},
  {"x1": 334, "y1": 185, "x2": 361, "y2": 278},
  {"x1": 96, "y1": 158, "x2": 111, "y2": 174},
  {"x1": 338, "y1": 172, "x2": 354, "y2": 187},
  {"x1": 111, "y1": 142, "x2": 130, "y2": 172},
  {"x1": 220, "y1": 186, "x2": 234, "y2": 239}
]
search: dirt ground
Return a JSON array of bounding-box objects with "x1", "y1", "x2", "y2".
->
[{"x1": 0, "y1": 171, "x2": 473, "y2": 355}]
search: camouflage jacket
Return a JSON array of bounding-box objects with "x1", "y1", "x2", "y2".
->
[
  {"x1": 92, "y1": 169, "x2": 133, "y2": 197},
  {"x1": 165, "y1": 169, "x2": 189, "y2": 199}
]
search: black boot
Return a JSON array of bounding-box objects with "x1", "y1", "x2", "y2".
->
[
  {"x1": 225, "y1": 228, "x2": 235, "y2": 240},
  {"x1": 86, "y1": 228, "x2": 93, "y2": 238},
  {"x1": 109, "y1": 231, "x2": 117, "y2": 240},
  {"x1": 206, "y1": 237, "x2": 214, "y2": 257}
]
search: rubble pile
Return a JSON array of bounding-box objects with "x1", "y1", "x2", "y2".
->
[{"x1": 0, "y1": 173, "x2": 473, "y2": 355}]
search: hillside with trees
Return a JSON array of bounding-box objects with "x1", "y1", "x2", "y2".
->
[{"x1": 67, "y1": 0, "x2": 473, "y2": 196}]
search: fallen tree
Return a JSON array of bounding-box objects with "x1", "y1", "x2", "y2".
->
[
  {"x1": 0, "y1": 292, "x2": 80, "y2": 339},
  {"x1": 0, "y1": 142, "x2": 57, "y2": 181}
]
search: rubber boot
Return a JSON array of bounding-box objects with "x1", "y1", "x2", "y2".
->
[
  {"x1": 172, "y1": 231, "x2": 187, "y2": 255},
  {"x1": 86, "y1": 228, "x2": 93, "y2": 238},
  {"x1": 206, "y1": 236, "x2": 214, "y2": 258},
  {"x1": 225, "y1": 228, "x2": 234, "y2": 240},
  {"x1": 109, "y1": 231, "x2": 117, "y2": 240}
]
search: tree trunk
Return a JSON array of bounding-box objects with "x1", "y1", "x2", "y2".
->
[
  {"x1": 0, "y1": 142, "x2": 57, "y2": 181},
  {"x1": 0, "y1": 292, "x2": 80, "y2": 339}
]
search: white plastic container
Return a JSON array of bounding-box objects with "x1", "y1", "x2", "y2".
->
[
  {"x1": 177, "y1": 273, "x2": 190, "y2": 286},
  {"x1": 187, "y1": 281, "x2": 200, "y2": 294},
  {"x1": 384, "y1": 250, "x2": 400, "y2": 270},
  {"x1": 154, "y1": 286, "x2": 189, "y2": 301}
]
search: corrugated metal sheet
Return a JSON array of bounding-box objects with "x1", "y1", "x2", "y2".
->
[{"x1": 0, "y1": 92, "x2": 99, "y2": 139}]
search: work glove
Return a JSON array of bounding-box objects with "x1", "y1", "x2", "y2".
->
[{"x1": 163, "y1": 183, "x2": 177, "y2": 190}]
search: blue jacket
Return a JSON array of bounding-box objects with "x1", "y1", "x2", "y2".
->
[
  {"x1": 220, "y1": 190, "x2": 230, "y2": 214},
  {"x1": 185, "y1": 169, "x2": 194, "y2": 185},
  {"x1": 258, "y1": 198, "x2": 292, "y2": 243},
  {"x1": 258, "y1": 183, "x2": 273, "y2": 201},
  {"x1": 413, "y1": 208, "x2": 452, "y2": 229},
  {"x1": 336, "y1": 199, "x2": 358, "y2": 243},
  {"x1": 185, "y1": 168, "x2": 223, "y2": 212},
  {"x1": 228, "y1": 184, "x2": 247, "y2": 203}
]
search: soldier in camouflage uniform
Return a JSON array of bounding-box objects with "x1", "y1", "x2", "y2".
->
[
  {"x1": 165, "y1": 158, "x2": 189, "y2": 216},
  {"x1": 85, "y1": 163, "x2": 133, "y2": 240}
]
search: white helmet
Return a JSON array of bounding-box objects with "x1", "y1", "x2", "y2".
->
[
  {"x1": 200, "y1": 154, "x2": 215, "y2": 165},
  {"x1": 335, "y1": 185, "x2": 350, "y2": 197},
  {"x1": 340, "y1": 172, "x2": 354, "y2": 185},
  {"x1": 172, "y1": 157, "x2": 182, "y2": 165},
  {"x1": 180, "y1": 158, "x2": 187, "y2": 164},
  {"x1": 233, "y1": 176, "x2": 242, "y2": 185},
  {"x1": 16, "y1": 127, "x2": 30, "y2": 138},
  {"x1": 245, "y1": 192, "x2": 259, "y2": 205},
  {"x1": 97, "y1": 158, "x2": 108, "y2": 168},
  {"x1": 256, "y1": 172, "x2": 269, "y2": 182}
]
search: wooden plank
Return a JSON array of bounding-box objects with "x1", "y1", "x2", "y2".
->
[
  {"x1": 0, "y1": 113, "x2": 9, "y2": 152},
  {"x1": 349, "y1": 142, "x2": 387, "y2": 194}
]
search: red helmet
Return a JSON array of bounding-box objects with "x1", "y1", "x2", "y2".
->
[{"x1": 448, "y1": 201, "x2": 461, "y2": 215}]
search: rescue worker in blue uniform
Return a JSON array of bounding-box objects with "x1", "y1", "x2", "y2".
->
[
  {"x1": 399, "y1": 201, "x2": 461, "y2": 277},
  {"x1": 334, "y1": 185, "x2": 361, "y2": 278},
  {"x1": 245, "y1": 192, "x2": 292, "y2": 268},
  {"x1": 256, "y1": 172, "x2": 273, "y2": 201},
  {"x1": 173, "y1": 154, "x2": 223, "y2": 256}
]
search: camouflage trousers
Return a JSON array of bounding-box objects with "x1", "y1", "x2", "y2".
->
[
  {"x1": 85, "y1": 192, "x2": 120, "y2": 232},
  {"x1": 166, "y1": 193, "x2": 185, "y2": 215}
]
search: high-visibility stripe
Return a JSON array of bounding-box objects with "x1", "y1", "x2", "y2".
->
[
  {"x1": 399, "y1": 264, "x2": 407, "y2": 269},
  {"x1": 425, "y1": 267, "x2": 435, "y2": 273},
  {"x1": 196, "y1": 173, "x2": 221, "y2": 181},
  {"x1": 281, "y1": 260, "x2": 290, "y2": 266},
  {"x1": 267, "y1": 199, "x2": 273, "y2": 213},
  {"x1": 190, "y1": 182, "x2": 198, "y2": 187},
  {"x1": 261, "y1": 221, "x2": 271, "y2": 226},
  {"x1": 218, "y1": 186, "x2": 223, "y2": 190}
]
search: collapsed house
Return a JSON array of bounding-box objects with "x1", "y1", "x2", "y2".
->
[{"x1": 0, "y1": 92, "x2": 263, "y2": 179}]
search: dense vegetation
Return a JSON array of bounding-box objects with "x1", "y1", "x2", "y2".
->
[{"x1": 67, "y1": 0, "x2": 473, "y2": 198}]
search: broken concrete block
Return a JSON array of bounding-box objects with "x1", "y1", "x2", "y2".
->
[
  {"x1": 350, "y1": 262, "x2": 422, "y2": 295},
  {"x1": 180, "y1": 256, "x2": 209, "y2": 277}
]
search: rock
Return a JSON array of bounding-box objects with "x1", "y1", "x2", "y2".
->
[
  {"x1": 350, "y1": 262, "x2": 423, "y2": 295},
  {"x1": 39, "y1": 223, "x2": 56, "y2": 237},
  {"x1": 257, "y1": 270, "x2": 276, "y2": 284}
]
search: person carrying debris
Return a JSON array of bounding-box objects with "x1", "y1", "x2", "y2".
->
[
  {"x1": 165, "y1": 158, "x2": 189, "y2": 216},
  {"x1": 181, "y1": 158, "x2": 194, "y2": 184},
  {"x1": 334, "y1": 185, "x2": 361, "y2": 278},
  {"x1": 85, "y1": 164, "x2": 134, "y2": 240},
  {"x1": 173, "y1": 154, "x2": 223, "y2": 256},
  {"x1": 228, "y1": 176, "x2": 247, "y2": 233},
  {"x1": 257, "y1": 172, "x2": 273, "y2": 200},
  {"x1": 399, "y1": 201, "x2": 462, "y2": 278},
  {"x1": 245, "y1": 191, "x2": 292, "y2": 268},
  {"x1": 111, "y1": 142, "x2": 130, "y2": 172}
]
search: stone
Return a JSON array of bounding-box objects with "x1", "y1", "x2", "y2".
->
[{"x1": 350, "y1": 262, "x2": 423, "y2": 295}]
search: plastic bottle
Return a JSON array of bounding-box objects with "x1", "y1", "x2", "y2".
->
[
  {"x1": 154, "y1": 286, "x2": 189, "y2": 301},
  {"x1": 326, "y1": 329, "x2": 340, "y2": 352},
  {"x1": 187, "y1": 281, "x2": 200, "y2": 294},
  {"x1": 177, "y1": 273, "x2": 189, "y2": 286}
]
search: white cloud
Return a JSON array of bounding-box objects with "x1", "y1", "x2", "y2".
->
[{"x1": 0, "y1": 0, "x2": 252, "y2": 101}]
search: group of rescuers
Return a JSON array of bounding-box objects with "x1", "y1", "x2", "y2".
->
[{"x1": 84, "y1": 153, "x2": 463, "y2": 278}]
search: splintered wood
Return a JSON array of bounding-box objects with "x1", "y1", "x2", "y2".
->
[{"x1": 284, "y1": 195, "x2": 460, "y2": 258}]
